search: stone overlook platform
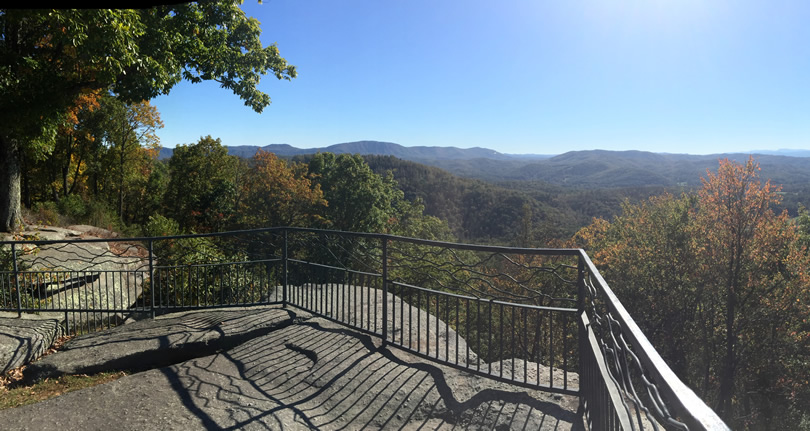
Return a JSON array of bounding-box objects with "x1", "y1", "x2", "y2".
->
[{"x1": 0, "y1": 305, "x2": 580, "y2": 430}]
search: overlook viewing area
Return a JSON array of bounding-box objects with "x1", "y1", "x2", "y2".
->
[{"x1": 0, "y1": 226, "x2": 729, "y2": 430}]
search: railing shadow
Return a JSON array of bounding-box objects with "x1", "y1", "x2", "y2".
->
[
  {"x1": 0, "y1": 316, "x2": 64, "y2": 374},
  {"x1": 156, "y1": 318, "x2": 580, "y2": 430},
  {"x1": 21, "y1": 306, "x2": 295, "y2": 383}
]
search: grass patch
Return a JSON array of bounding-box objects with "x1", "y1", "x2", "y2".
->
[{"x1": 0, "y1": 371, "x2": 128, "y2": 410}]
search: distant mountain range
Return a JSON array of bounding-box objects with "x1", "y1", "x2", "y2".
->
[
  {"x1": 751, "y1": 149, "x2": 810, "y2": 158},
  {"x1": 157, "y1": 140, "x2": 553, "y2": 161},
  {"x1": 157, "y1": 140, "x2": 810, "y2": 190},
  {"x1": 451, "y1": 150, "x2": 810, "y2": 188}
]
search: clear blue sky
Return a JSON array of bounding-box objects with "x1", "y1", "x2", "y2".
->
[{"x1": 151, "y1": 0, "x2": 810, "y2": 155}]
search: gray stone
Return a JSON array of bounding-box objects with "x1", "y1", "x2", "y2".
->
[
  {"x1": 23, "y1": 305, "x2": 299, "y2": 383},
  {"x1": 1, "y1": 226, "x2": 83, "y2": 242},
  {"x1": 0, "y1": 312, "x2": 64, "y2": 374},
  {"x1": 0, "y1": 314, "x2": 580, "y2": 431},
  {"x1": 4, "y1": 224, "x2": 150, "y2": 329},
  {"x1": 64, "y1": 225, "x2": 118, "y2": 238}
]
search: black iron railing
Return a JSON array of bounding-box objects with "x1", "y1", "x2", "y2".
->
[{"x1": 0, "y1": 227, "x2": 728, "y2": 430}]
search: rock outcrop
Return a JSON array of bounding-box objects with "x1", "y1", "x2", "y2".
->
[
  {"x1": 2, "y1": 225, "x2": 149, "y2": 329},
  {"x1": 0, "y1": 311, "x2": 64, "y2": 374},
  {"x1": 1, "y1": 306, "x2": 581, "y2": 430}
]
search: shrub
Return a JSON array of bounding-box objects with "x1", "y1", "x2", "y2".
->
[
  {"x1": 58, "y1": 194, "x2": 87, "y2": 221},
  {"x1": 143, "y1": 214, "x2": 181, "y2": 238},
  {"x1": 31, "y1": 201, "x2": 60, "y2": 226},
  {"x1": 84, "y1": 201, "x2": 119, "y2": 231}
]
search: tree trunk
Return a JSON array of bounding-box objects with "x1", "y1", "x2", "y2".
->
[
  {"x1": 0, "y1": 135, "x2": 22, "y2": 232},
  {"x1": 718, "y1": 259, "x2": 738, "y2": 423},
  {"x1": 61, "y1": 135, "x2": 72, "y2": 197},
  {"x1": 21, "y1": 153, "x2": 31, "y2": 208},
  {"x1": 118, "y1": 143, "x2": 125, "y2": 221}
]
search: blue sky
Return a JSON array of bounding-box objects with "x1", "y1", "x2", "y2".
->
[{"x1": 151, "y1": 0, "x2": 810, "y2": 155}]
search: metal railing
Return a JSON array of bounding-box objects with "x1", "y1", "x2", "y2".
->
[{"x1": 0, "y1": 227, "x2": 728, "y2": 430}]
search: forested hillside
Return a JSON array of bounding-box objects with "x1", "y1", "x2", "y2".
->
[
  {"x1": 163, "y1": 143, "x2": 810, "y2": 231},
  {"x1": 573, "y1": 159, "x2": 810, "y2": 429},
  {"x1": 164, "y1": 142, "x2": 810, "y2": 196},
  {"x1": 362, "y1": 155, "x2": 577, "y2": 244},
  {"x1": 15, "y1": 133, "x2": 453, "y2": 243},
  {"x1": 23, "y1": 118, "x2": 808, "y2": 249}
]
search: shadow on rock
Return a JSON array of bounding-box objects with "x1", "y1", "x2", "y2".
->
[{"x1": 154, "y1": 317, "x2": 579, "y2": 430}]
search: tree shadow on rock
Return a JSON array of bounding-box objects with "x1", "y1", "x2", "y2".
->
[{"x1": 155, "y1": 318, "x2": 579, "y2": 430}]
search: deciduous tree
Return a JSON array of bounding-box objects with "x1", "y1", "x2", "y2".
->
[
  {"x1": 238, "y1": 150, "x2": 326, "y2": 228},
  {"x1": 102, "y1": 98, "x2": 163, "y2": 221},
  {"x1": 164, "y1": 136, "x2": 239, "y2": 233},
  {"x1": 574, "y1": 158, "x2": 810, "y2": 429},
  {"x1": 0, "y1": 5, "x2": 296, "y2": 231},
  {"x1": 694, "y1": 158, "x2": 809, "y2": 424},
  {"x1": 307, "y1": 153, "x2": 402, "y2": 233}
]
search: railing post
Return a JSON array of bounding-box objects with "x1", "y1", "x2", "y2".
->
[
  {"x1": 381, "y1": 236, "x2": 388, "y2": 345},
  {"x1": 282, "y1": 229, "x2": 288, "y2": 307},
  {"x1": 577, "y1": 252, "x2": 586, "y2": 322},
  {"x1": 12, "y1": 243, "x2": 21, "y2": 318},
  {"x1": 149, "y1": 239, "x2": 155, "y2": 320},
  {"x1": 577, "y1": 253, "x2": 586, "y2": 398}
]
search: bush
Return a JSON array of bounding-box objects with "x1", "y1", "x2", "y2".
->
[
  {"x1": 143, "y1": 214, "x2": 181, "y2": 238},
  {"x1": 84, "y1": 200, "x2": 119, "y2": 230},
  {"x1": 31, "y1": 201, "x2": 60, "y2": 226},
  {"x1": 58, "y1": 194, "x2": 87, "y2": 221}
]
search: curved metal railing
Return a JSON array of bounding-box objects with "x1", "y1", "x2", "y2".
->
[
  {"x1": 0, "y1": 227, "x2": 728, "y2": 430},
  {"x1": 578, "y1": 251, "x2": 729, "y2": 430}
]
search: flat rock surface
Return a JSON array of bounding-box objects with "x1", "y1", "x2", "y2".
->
[
  {"x1": 0, "y1": 312, "x2": 64, "y2": 374},
  {"x1": 0, "y1": 310, "x2": 580, "y2": 430},
  {"x1": 23, "y1": 306, "x2": 298, "y2": 383}
]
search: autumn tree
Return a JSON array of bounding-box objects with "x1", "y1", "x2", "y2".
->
[
  {"x1": 46, "y1": 90, "x2": 103, "y2": 201},
  {"x1": 574, "y1": 192, "x2": 701, "y2": 377},
  {"x1": 0, "y1": 6, "x2": 296, "y2": 231},
  {"x1": 238, "y1": 150, "x2": 326, "y2": 228},
  {"x1": 574, "y1": 157, "x2": 810, "y2": 429},
  {"x1": 694, "y1": 158, "x2": 810, "y2": 425}
]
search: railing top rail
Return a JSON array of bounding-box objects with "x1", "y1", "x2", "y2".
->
[
  {"x1": 264, "y1": 226, "x2": 581, "y2": 256},
  {"x1": 391, "y1": 279, "x2": 578, "y2": 312},
  {"x1": 0, "y1": 227, "x2": 289, "y2": 246},
  {"x1": 1, "y1": 226, "x2": 582, "y2": 256},
  {"x1": 577, "y1": 250, "x2": 729, "y2": 430}
]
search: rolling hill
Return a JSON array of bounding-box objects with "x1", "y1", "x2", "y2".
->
[
  {"x1": 158, "y1": 140, "x2": 552, "y2": 162},
  {"x1": 161, "y1": 141, "x2": 810, "y2": 190},
  {"x1": 423, "y1": 150, "x2": 810, "y2": 190},
  {"x1": 154, "y1": 140, "x2": 810, "y2": 241}
]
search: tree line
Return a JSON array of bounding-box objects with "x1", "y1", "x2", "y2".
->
[
  {"x1": 573, "y1": 158, "x2": 810, "y2": 430},
  {"x1": 1, "y1": 6, "x2": 296, "y2": 232},
  {"x1": 17, "y1": 119, "x2": 453, "y2": 244}
]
